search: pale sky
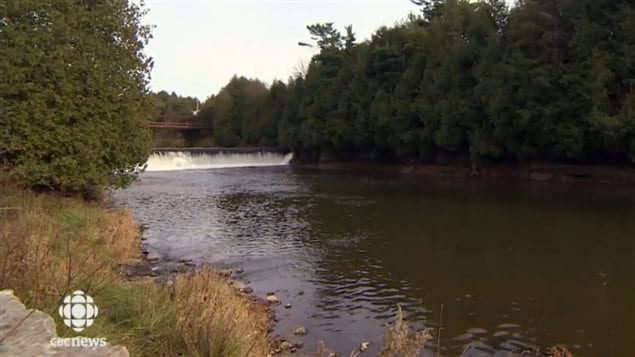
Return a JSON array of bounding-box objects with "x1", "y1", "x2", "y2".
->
[{"x1": 141, "y1": 0, "x2": 419, "y2": 100}]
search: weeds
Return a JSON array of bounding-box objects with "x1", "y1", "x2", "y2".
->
[
  {"x1": 378, "y1": 306, "x2": 433, "y2": 357},
  {"x1": 0, "y1": 184, "x2": 270, "y2": 356}
]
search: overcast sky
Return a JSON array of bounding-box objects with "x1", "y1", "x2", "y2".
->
[{"x1": 142, "y1": 0, "x2": 419, "y2": 100}]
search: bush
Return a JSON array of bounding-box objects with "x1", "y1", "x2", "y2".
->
[{"x1": 0, "y1": 0, "x2": 153, "y2": 192}]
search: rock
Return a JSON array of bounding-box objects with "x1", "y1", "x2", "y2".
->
[
  {"x1": 284, "y1": 303, "x2": 292, "y2": 309},
  {"x1": 359, "y1": 341, "x2": 370, "y2": 352},
  {"x1": 294, "y1": 341, "x2": 304, "y2": 349},
  {"x1": 280, "y1": 341, "x2": 293, "y2": 350},
  {"x1": 467, "y1": 327, "x2": 488, "y2": 335},
  {"x1": 141, "y1": 249, "x2": 149, "y2": 255},
  {"x1": 140, "y1": 236, "x2": 147, "y2": 241},
  {"x1": 453, "y1": 332, "x2": 474, "y2": 342},
  {"x1": 462, "y1": 340, "x2": 495, "y2": 354},
  {"x1": 232, "y1": 282, "x2": 254, "y2": 294},
  {"x1": 0, "y1": 290, "x2": 129, "y2": 356},
  {"x1": 497, "y1": 323, "x2": 521, "y2": 329},
  {"x1": 146, "y1": 252, "x2": 161, "y2": 262},
  {"x1": 232, "y1": 281, "x2": 247, "y2": 291},
  {"x1": 293, "y1": 326, "x2": 307, "y2": 336},
  {"x1": 235, "y1": 268, "x2": 244, "y2": 274},
  {"x1": 266, "y1": 294, "x2": 279, "y2": 304},
  {"x1": 171, "y1": 265, "x2": 189, "y2": 274},
  {"x1": 140, "y1": 224, "x2": 150, "y2": 231},
  {"x1": 218, "y1": 269, "x2": 233, "y2": 277},
  {"x1": 493, "y1": 331, "x2": 510, "y2": 338}
]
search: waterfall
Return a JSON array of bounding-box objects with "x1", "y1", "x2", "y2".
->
[{"x1": 145, "y1": 151, "x2": 293, "y2": 172}]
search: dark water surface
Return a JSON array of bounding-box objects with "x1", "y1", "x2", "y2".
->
[{"x1": 113, "y1": 166, "x2": 635, "y2": 356}]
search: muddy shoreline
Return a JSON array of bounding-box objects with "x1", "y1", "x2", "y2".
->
[{"x1": 293, "y1": 160, "x2": 635, "y2": 185}]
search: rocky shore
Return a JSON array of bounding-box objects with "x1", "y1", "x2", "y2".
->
[{"x1": 126, "y1": 224, "x2": 310, "y2": 355}]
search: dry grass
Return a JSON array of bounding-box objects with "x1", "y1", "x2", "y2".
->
[
  {"x1": 0, "y1": 184, "x2": 139, "y2": 308},
  {"x1": 0, "y1": 184, "x2": 270, "y2": 356},
  {"x1": 378, "y1": 306, "x2": 433, "y2": 357}
]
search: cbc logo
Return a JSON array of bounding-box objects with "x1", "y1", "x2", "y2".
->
[{"x1": 58, "y1": 290, "x2": 99, "y2": 332}]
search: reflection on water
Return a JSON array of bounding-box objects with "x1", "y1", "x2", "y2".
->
[{"x1": 113, "y1": 166, "x2": 635, "y2": 356}]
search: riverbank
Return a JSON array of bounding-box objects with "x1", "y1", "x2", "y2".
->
[
  {"x1": 293, "y1": 160, "x2": 635, "y2": 185},
  {"x1": 0, "y1": 184, "x2": 271, "y2": 356}
]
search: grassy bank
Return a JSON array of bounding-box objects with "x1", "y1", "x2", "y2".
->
[{"x1": 0, "y1": 184, "x2": 270, "y2": 356}]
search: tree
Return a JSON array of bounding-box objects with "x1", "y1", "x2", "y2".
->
[
  {"x1": 306, "y1": 23, "x2": 342, "y2": 49},
  {"x1": 0, "y1": 0, "x2": 153, "y2": 192},
  {"x1": 210, "y1": 76, "x2": 268, "y2": 147},
  {"x1": 182, "y1": 0, "x2": 635, "y2": 166}
]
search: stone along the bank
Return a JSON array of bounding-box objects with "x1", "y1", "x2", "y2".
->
[{"x1": 0, "y1": 290, "x2": 128, "y2": 357}]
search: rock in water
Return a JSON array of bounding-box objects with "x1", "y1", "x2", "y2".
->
[
  {"x1": 293, "y1": 326, "x2": 307, "y2": 336},
  {"x1": 146, "y1": 252, "x2": 161, "y2": 262},
  {"x1": 266, "y1": 294, "x2": 279, "y2": 304},
  {"x1": 280, "y1": 341, "x2": 293, "y2": 350},
  {"x1": 359, "y1": 341, "x2": 370, "y2": 352},
  {"x1": 467, "y1": 327, "x2": 488, "y2": 335}
]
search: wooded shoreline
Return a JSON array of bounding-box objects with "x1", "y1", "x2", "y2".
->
[{"x1": 293, "y1": 160, "x2": 635, "y2": 185}]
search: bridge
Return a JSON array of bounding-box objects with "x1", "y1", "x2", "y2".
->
[{"x1": 147, "y1": 121, "x2": 212, "y2": 130}]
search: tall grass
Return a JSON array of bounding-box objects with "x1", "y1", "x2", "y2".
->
[{"x1": 0, "y1": 184, "x2": 270, "y2": 356}]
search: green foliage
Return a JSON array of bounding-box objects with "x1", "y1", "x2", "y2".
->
[
  {"x1": 150, "y1": 91, "x2": 198, "y2": 120},
  {"x1": 202, "y1": 76, "x2": 273, "y2": 147},
  {"x1": 272, "y1": 0, "x2": 634, "y2": 165},
  {"x1": 0, "y1": 0, "x2": 153, "y2": 192},
  {"x1": 159, "y1": 0, "x2": 634, "y2": 166}
]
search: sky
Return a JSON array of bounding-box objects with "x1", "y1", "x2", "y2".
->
[{"x1": 141, "y1": 0, "x2": 419, "y2": 100}]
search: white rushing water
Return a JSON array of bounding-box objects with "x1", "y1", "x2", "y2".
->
[{"x1": 145, "y1": 151, "x2": 293, "y2": 172}]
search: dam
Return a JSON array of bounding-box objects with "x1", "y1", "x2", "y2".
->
[{"x1": 146, "y1": 148, "x2": 293, "y2": 171}]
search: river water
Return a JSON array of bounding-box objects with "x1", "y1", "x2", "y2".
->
[{"x1": 113, "y1": 153, "x2": 634, "y2": 356}]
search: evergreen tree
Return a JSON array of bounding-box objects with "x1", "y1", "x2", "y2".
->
[{"x1": 1, "y1": 0, "x2": 153, "y2": 192}]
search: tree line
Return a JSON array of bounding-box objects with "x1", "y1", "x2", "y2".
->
[
  {"x1": 150, "y1": 91, "x2": 199, "y2": 121},
  {"x1": 202, "y1": 0, "x2": 634, "y2": 165}
]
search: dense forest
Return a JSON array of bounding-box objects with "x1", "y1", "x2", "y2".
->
[{"x1": 198, "y1": 0, "x2": 634, "y2": 165}]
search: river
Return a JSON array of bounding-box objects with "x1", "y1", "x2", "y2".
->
[{"x1": 113, "y1": 152, "x2": 635, "y2": 356}]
